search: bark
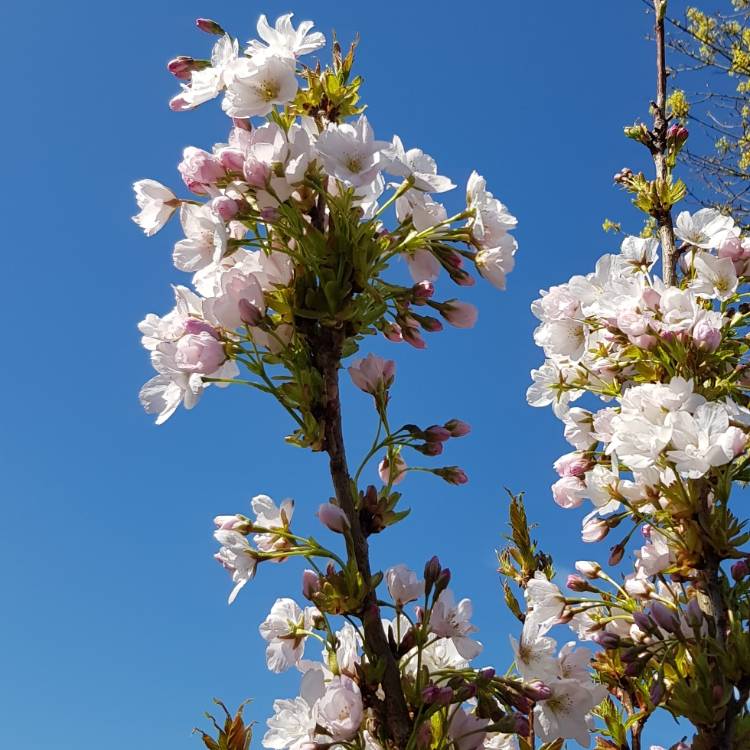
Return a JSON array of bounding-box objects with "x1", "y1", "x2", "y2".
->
[{"x1": 315, "y1": 325, "x2": 412, "y2": 747}]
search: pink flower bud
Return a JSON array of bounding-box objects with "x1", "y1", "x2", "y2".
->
[
  {"x1": 302, "y1": 569, "x2": 321, "y2": 599},
  {"x1": 444, "y1": 419, "x2": 471, "y2": 437},
  {"x1": 582, "y1": 517, "x2": 609, "y2": 543},
  {"x1": 174, "y1": 331, "x2": 226, "y2": 374},
  {"x1": 417, "y1": 442, "x2": 443, "y2": 457},
  {"x1": 213, "y1": 514, "x2": 244, "y2": 530},
  {"x1": 731, "y1": 559, "x2": 750, "y2": 581},
  {"x1": 551, "y1": 476, "x2": 585, "y2": 509},
  {"x1": 434, "y1": 466, "x2": 468, "y2": 485},
  {"x1": 379, "y1": 454, "x2": 407, "y2": 485},
  {"x1": 418, "y1": 316, "x2": 443, "y2": 333},
  {"x1": 422, "y1": 685, "x2": 453, "y2": 705},
  {"x1": 424, "y1": 425, "x2": 451, "y2": 442},
  {"x1": 566, "y1": 574, "x2": 590, "y2": 592},
  {"x1": 450, "y1": 268, "x2": 475, "y2": 286},
  {"x1": 216, "y1": 148, "x2": 245, "y2": 173},
  {"x1": 524, "y1": 680, "x2": 552, "y2": 701},
  {"x1": 316, "y1": 503, "x2": 350, "y2": 533},
  {"x1": 167, "y1": 56, "x2": 198, "y2": 80},
  {"x1": 719, "y1": 235, "x2": 745, "y2": 262},
  {"x1": 238, "y1": 299, "x2": 263, "y2": 326},
  {"x1": 195, "y1": 18, "x2": 225, "y2": 34},
  {"x1": 211, "y1": 196, "x2": 240, "y2": 222},
  {"x1": 553, "y1": 451, "x2": 592, "y2": 478},
  {"x1": 692, "y1": 318, "x2": 722, "y2": 352},
  {"x1": 513, "y1": 714, "x2": 530, "y2": 737},
  {"x1": 232, "y1": 117, "x2": 251, "y2": 131},
  {"x1": 575, "y1": 560, "x2": 601, "y2": 579},
  {"x1": 440, "y1": 300, "x2": 478, "y2": 329},
  {"x1": 383, "y1": 323, "x2": 403, "y2": 343},
  {"x1": 413, "y1": 280, "x2": 435, "y2": 299},
  {"x1": 348, "y1": 354, "x2": 396, "y2": 395},
  {"x1": 243, "y1": 158, "x2": 271, "y2": 188},
  {"x1": 178, "y1": 146, "x2": 225, "y2": 194},
  {"x1": 592, "y1": 631, "x2": 620, "y2": 649}
]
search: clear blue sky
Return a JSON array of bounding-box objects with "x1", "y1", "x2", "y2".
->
[{"x1": 2, "y1": 1, "x2": 701, "y2": 747}]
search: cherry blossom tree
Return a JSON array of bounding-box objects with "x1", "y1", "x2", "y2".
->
[{"x1": 134, "y1": 4, "x2": 750, "y2": 750}]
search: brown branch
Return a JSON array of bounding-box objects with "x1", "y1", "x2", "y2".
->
[
  {"x1": 652, "y1": 0, "x2": 679, "y2": 286},
  {"x1": 315, "y1": 324, "x2": 412, "y2": 747}
]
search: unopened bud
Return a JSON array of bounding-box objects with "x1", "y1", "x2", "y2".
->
[
  {"x1": 424, "y1": 556, "x2": 442, "y2": 595},
  {"x1": 434, "y1": 466, "x2": 469, "y2": 485},
  {"x1": 608, "y1": 542, "x2": 625, "y2": 565},
  {"x1": 412, "y1": 280, "x2": 435, "y2": 299},
  {"x1": 434, "y1": 568, "x2": 451, "y2": 597},
  {"x1": 524, "y1": 680, "x2": 552, "y2": 701},
  {"x1": 316, "y1": 503, "x2": 350, "y2": 533},
  {"x1": 443, "y1": 419, "x2": 471, "y2": 438},
  {"x1": 575, "y1": 560, "x2": 601, "y2": 579},
  {"x1": 512, "y1": 713, "x2": 530, "y2": 737},
  {"x1": 592, "y1": 631, "x2": 621, "y2": 649},
  {"x1": 167, "y1": 56, "x2": 199, "y2": 80},
  {"x1": 566, "y1": 574, "x2": 593, "y2": 592},
  {"x1": 302, "y1": 569, "x2": 321, "y2": 599},
  {"x1": 421, "y1": 684, "x2": 454, "y2": 705},
  {"x1": 424, "y1": 425, "x2": 451, "y2": 442},
  {"x1": 416, "y1": 441, "x2": 443, "y2": 457},
  {"x1": 196, "y1": 18, "x2": 225, "y2": 35},
  {"x1": 239, "y1": 299, "x2": 263, "y2": 326},
  {"x1": 650, "y1": 602, "x2": 679, "y2": 633},
  {"x1": 731, "y1": 559, "x2": 750, "y2": 581}
]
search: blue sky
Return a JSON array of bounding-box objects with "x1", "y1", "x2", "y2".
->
[{"x1": 2, "y1": 1, "x2": 701, "y2": 747}]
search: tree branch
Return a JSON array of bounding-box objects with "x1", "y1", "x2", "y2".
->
[
  {"x1": 652, "y1": 0, "x2": 679, "y2": 286},
  {"x1": 316, "y1": 324, "x2": 412, "y2": 747}
]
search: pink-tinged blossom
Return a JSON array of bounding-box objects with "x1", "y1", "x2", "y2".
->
[
  {"x1": 213, "y1": 529, "x2": 257, "y2": 604},
  {"x1": 252, "y1": 494, "x2": 294, "y2": 556},
  {"x1": 674, "y1": 208, "x2": 736, "y2": 249},
  {"x1": 510, "y1": 622, "x2": 557, "y2": 682},
  {"x1": 178, "y1": 147, "x2": 225, "y2": 194},
  {"x1": 210, "y1": 195, "x2": 240, "y2": 222},
  {"x1": 553, "y1": 451, "x2": 592, "y2": 478},
  {"x1": 475, "y1": 235, "x2": 517, "y2": 290},
  {"x1": 348, "y1": 354, "x2": 395, "y2": 395},
  {"x1": 246, "y1": 13, "x2": 325, "y2": 59},
  {"x1": 430, "y1": 589, "x2": 482, "y2": 659},
  {"x1": 173, "y1": 330, "x2": 226, "y2": 373},
  {"x1": 466, "y1": 171, "x2": 518, "y2": 249},
  {"x1": 691, "y1": 251, "x2": 738, "y2": 300},
  {"x1": 382, "y1": 135, "x2": 455, "y2": 193},
  {"x1": 385, "y1": 564, "x2": 423, "y2": 606},
  {"x1": 259, "y1": 598, "x2": 318, "y2": 673},
  {"x1": 315, "y1": 115, "x2": 388, "y2": 188},
  {"x1": 378, "y1": 453, "x2": 407, "y2": 485},
  {"x1": 222, "y1": 55, "x2": 298, "y2": 118},
  {"x1": 316, "y1": 503, "x2": 349, "y2": 533},
  {"x1": 132, "y1": 179, "x2": 178, "y2": 236},
  {"x1": 447, "y1": 709, "x2": 490, "y2": 750},
  {"x1": 441, "y1": 300, "x2": 478, "y2": 329},
  {"x1": 263, "y1": 668, "x2": 324, "y2": 750},
  {"x1": 170, "y1": 35, "x2": 238, "y2": 111},
  {"x1": 316, "y1": 676, "x2": 364, "y2": 741},
  {"x1": 525, "y1": 572, "x2": 566, "y2": 636},
  {"x1": 534, "y1": 677, "x2": 605, "y2": 747},
  {"x1": 552, "y1": 475, "x2": 586, "y2": 509},
  {"x1": 405, "y1": 248, "x2": 441, "y2": 283},
  {"x1": 203, "y1": 268, "x2": 266, "y2": 330},
  {"x1": 173, "y1": 203, "x2": 228, "y2": 273}
]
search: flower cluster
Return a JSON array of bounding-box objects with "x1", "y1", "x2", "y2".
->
[
  {"x1": 213, "y1": 495, "x2": 532, "y2": 749},
  {"x1": 134, "y1": 13, "x2": 517, "y2": 439},
  {"x1": 525, "y1": 201, "x2": 750, "y2": 746}
]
